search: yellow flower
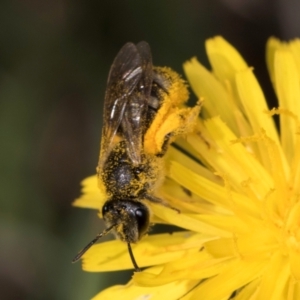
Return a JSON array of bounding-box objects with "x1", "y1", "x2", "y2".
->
[{"x1": 74, "y1": 36, "x2": 300, "y2": 299}]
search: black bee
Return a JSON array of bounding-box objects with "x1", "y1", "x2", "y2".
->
[{"x1": 73, "y1": 42, "x2": 200, "y2": 271}]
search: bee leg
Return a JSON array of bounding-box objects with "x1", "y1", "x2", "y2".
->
[
  {"x1": 144, "y1": 194, "x2": 180, "y2": 213},
  {"x1": 155, "y1": 133, "x2": 173, "y2": 157}
]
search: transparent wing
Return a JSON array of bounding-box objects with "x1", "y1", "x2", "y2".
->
[
  {"x1": 99, "y1": 42, "x2": 143, "y2": 168},
  {"x1": 120, "y1": 41, "x2": 153, "y2": 165},
  {"x1": 99, "y1": 42, "x2": 153, "y2": 168}
]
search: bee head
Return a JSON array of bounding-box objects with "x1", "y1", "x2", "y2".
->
[{"x1": 102, "y1": 199, "x2": 150, "y2": 243}]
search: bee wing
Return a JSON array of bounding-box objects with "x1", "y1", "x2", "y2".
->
[
  {"x1": 99, "y1": 42, "x2": 152, "y2": 168},
  {"x1": 120, "y1": 41, "x2": 153, "y2": 165}
]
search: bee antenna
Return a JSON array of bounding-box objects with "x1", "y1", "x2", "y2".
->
[
  {"x1": 127, "y1": 242, "x2": 141, "y2": 272},
  {"x1": 72, "y1": 224, "x2": 116, "y2": 263}
]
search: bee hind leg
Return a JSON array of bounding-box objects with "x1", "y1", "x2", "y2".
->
[
  {"x1": 144, "y1": 194, "x2": 180, "y2": 213},
  {"x1": 155, "y1": 133, "x2": 173, "y2": 157}
]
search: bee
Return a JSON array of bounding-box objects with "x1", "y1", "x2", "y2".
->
[{"x1": 72, "y1": 42, "x2": 200, "y2": 271}]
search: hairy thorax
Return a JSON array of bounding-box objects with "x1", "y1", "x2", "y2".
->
[{"x1": 100, "y1": 141, "x2": 164, "y2": 200}]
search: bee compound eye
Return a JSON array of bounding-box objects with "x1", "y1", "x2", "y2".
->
[{"x1": 135, "y1": 207, "x2": 149, "y2": 237}]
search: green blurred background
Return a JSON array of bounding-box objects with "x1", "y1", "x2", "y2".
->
[{"x1": 1, "y1": 0, "x2": 299, "y2": 299}]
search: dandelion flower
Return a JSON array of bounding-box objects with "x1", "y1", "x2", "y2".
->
[{"x1": 74, "y1": 36, "x2": 300, "y2": 299}]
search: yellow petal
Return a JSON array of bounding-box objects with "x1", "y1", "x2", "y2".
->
[
  {"x1": 286, "y1": 201, "x2": 300, "y2": 280},
  {"x1": 82, "y1": 232, "x2": 205, "y2": 271},
  {"x1": 183, "y1": 57, "x2": 238, "y2": 131},
  {"x1": 235, "y1": 68, "x2": 288, "y2": 177},
  {"x1": 149, "y1": 203, "x2": 230, "y2": 237},
  {"x1": 290, "y1": 135, "x2": 300, "y2": 195},
  {"x1": 235, "y1": 228, "x2": 278, "y2": 259},
  {"x1": 289, "y1": 246, "x2": 300, "y2": 281},
  {"x1": 204, "y1": 237, "x2": 236, "y2": 258},
  {"x1": 166, "y1": 146, "x2": 219, "y2": 183},
  {"x1": 73, "y1": 175, "x2": 104, "y2": 210},
  {"x1": 92, "y1": 266, "x2": 199, "y2": 300},
  {"x1": 286, "y1": 277, "x2": 300, "y2": 300},
  {"x1": 268, "y1": 38, "x2": 300, "y2": 82},
  {"x1": 188, "y1": 117, "x2": 273, "y2": 199},
  {"x1": 189, "y1": 258, "x2": 266, "y2": 300},
  {"x1": 170, "y1": 161, "x2": 260, "y2": 217},
  {"x1": 256, "y1": 251, "x2": 290, "y2": 300},
  {"x1": 266, "y1": 37, "x2": 283, "y2": 85},
  {"x1": 160, "y1": 178, "x2": 219, "y2": 214},
  {"x1": 205, "y1": 36, "x2": 249, "y2": 112},
  {"x1": 205, "y1": 36, "x2": 248, "y2": 84},
  {"x1": 195, "y1": 214, "x2": 250, "y2": 235},
  {"x1": 134, "y1": 251, "x2": 232, "y2": 286},
  {"x1": 234, "y1": 278, "x2": 260, "y2": 300},
  {"x1": 274, "y1": 49, "x2": 300, "y2": 164},
  {"x1": 204, "y1": 229, "x2": 278, "y2": 260},
  {"x1": 260, "y1": 130, "x2": 289, "y2": 215},
  {"x1": 288, "y1": 39, "x2": 300, "y2": 75}
]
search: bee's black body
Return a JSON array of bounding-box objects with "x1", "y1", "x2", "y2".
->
[{"x1": 73, "y1": 41, "x2": 200, "y2": 271}]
